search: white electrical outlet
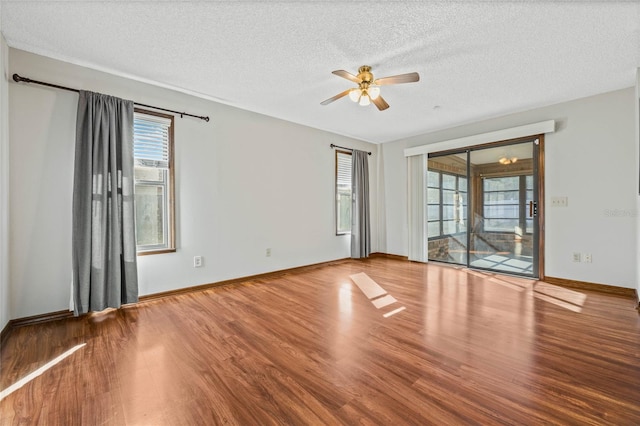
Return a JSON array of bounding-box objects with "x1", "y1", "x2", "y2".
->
[
  {"x1": 572, "y1": 252, "x2": 581, "y2": 263},
  {"x1": 266, "y1": 248, "x2": 271, "y2": 257},
  {"x1": 583, "y1": 253, "x2": 592, "y2": 263},
  {"x1": 193, "y1": 256, "x2": 203, "y2": 267}
]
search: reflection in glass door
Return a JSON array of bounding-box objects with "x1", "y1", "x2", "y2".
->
[{"x1": 427, "y1": 138, "x2": 541, "y2": 278}]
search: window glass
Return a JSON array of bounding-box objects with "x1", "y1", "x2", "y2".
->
[
  {"x1": 428, "y1": 205, "x2": 440, "y2": 220},
  {"x1": 336, "y1": 151, "x2": 352, "y2": 235},
  {"x1": 428, "y1": 222, "x2": 441, "y2": 238},
  {"x1": 442, "y1": 189, "x2": 456, "y2": 205},
  {"x1": 134, "y1": 184, "x2": 166, "y2": 246},
  {"x1": 427, "y1": 170, "x2": 467, "y2": 238},
  {"x1": 442, "y1": 220, "x2": 457, "y2": 235},
  {"x1": 427, "y1": 188, "x2": 440, "y2": 204},
  {"x1": 427, "y1": 171, "x2": 440, "y2": 187},
  {"x1": 442, "y1": 174, "x2": 456, "y2": 190},
  {"x1": 484, "y1": 176, "x2": 519, "y2": 191},
  {"x1": 483, "y1": 175, "x2": 533, "y2": 233},
  {"x1": 133, "y1": 110, "x2": 175, "y2": 253}
]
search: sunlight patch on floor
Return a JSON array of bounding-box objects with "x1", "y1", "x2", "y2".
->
[
  {"x1": 350, "y1": 272, "x2": 406, "y2": 318},
  {"x1": 534, "y1": 282, "x2": 586, "y2": 313},
  {"x1": 0, "y1": 343, "x2": 86, "y2": 401},
  {"x1": 463, "y1": 268, "x2": 586, "y2": 313},
  {"x1": 383, "y1": 306, "x2": 406, "y2": 318},
  {"x1": 349, "y1": 272, "x2": 387, "y2": 299}
]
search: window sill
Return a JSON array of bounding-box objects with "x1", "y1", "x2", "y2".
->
[{"x1": 137, "y1": 248, "x2": 176, "y2": 256}]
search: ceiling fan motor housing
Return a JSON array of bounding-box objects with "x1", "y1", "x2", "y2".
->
[{"x1": 358, "y1": 65, "x2": 374, "y2": 87}]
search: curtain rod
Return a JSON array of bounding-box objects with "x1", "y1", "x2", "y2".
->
[
  {"x1": 12, "y1": 73, "x2": 210, "y2": 122},
  {"x1": 330, "y1": 143, "x2": 371, "y2": 155}
]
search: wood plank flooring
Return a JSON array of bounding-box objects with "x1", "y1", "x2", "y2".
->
[{"x1": 1, "y1": 258, "x2": 639, "y2": 425}]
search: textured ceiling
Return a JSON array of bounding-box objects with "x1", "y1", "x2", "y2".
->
[{"x1": 2, "y1": 1, "x2": 640, "y2": 144}]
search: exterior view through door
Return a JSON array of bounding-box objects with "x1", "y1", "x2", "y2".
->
[{"x1": 427, "y1": 137, "x2": 542, "y2": 278}]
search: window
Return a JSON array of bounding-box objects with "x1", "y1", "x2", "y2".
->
[
  {"x1": 482, "y1": 175, "x2": 533, "y2": 233},
  {"x1": 335, "y1": 151, "x2": 352, "y2": 235},
  {"x1": 133, "y1": 110, "x2": 175, "y2": 254},
  {"x1": 427, "y1": 170, "x2": 467, "y2": 238}
]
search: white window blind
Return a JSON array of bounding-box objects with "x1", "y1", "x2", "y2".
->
[
  {"x1": 336, "y1": 151, "x2": 352, "y2": 235},
  {"x1": 336, "y1": 152, "x2": 352, "y2": 191},
  {"x1": 133, "y1": 113, "x2": 171, "y2": 169}
]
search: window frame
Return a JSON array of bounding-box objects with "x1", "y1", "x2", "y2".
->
[
  {"x1": 134, "y1": 108, "x2": 176, "y2": 255},
  {"x1": 335, "y1": 150, "x2": 352, "y2": 236}
]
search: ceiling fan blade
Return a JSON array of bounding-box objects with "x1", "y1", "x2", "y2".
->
[
  {"x1": 320, "y1": 89, "x2": 351, "y2": 106},
  {"x1": 332, "y1": 70, "x2": 362, "y2": 83},
  {"x1": 372, "y1": 95, "x2": 390, "y2": 111},
  {"x1": 374, "y1": 72, "x2": 420, "y2": 86}
]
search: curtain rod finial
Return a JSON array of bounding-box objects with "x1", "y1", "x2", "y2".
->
[{"x1": 12, "y1": 73, "x2": 22, "y2": 83}]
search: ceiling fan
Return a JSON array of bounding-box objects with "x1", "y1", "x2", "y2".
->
[{"x1": 321, "y1": 65, "x2": 420, "y2": 111}]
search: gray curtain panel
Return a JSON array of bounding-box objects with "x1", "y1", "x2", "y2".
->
[
  {"x1": 351, "y1": 149, "x2": 371, "y2": 258},
  {"x1": 72, "y1": 91, "x2": 138, "y2": 316}
]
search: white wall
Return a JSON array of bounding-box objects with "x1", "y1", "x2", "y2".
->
[
  {"x1": 383, "y1": 88, "x2": 637, "y2": 289},
  {"x1": 9, "y1": 48, "x2": 377, "y2": 319},
  {"x1": 0, "y1": 27, "x2": 11, "y2": 329}
]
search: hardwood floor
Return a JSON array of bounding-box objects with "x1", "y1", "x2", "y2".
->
[{"x1": 1, "y1": 258, "x2": 639, "y2": 425}]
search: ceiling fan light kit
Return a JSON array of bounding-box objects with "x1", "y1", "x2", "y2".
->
[
  {"x1": 499, "y1": 156, "x2": 518, "y2": 165},
  {"x1": 321, "y1": 65, "x2": 419, "y2": 111}
]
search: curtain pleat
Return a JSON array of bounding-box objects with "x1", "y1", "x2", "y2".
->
[
  {"x1": 72, "y1": 91, "x2": 138, "y2": 315},
  {"x1": 351, "y1": 150, "x2": 371, "y2": 258}
]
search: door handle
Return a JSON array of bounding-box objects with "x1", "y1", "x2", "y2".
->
[{"x1": 529, "y1": 201, "x2": 538, "y2": 217}]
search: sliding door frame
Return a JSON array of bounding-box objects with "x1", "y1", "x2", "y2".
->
[
  {"x1": 427, "y1": 134, "x2": 545, "y2": 279},
  {"x1": 536, "y1": 135, "x2": 545, "y2": 280}
]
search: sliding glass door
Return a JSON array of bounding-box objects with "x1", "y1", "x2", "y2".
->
[{"x1": 427, "y1": 138, "x2": 542, "y2": 278}]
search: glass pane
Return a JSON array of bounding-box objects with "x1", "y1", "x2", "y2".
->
[
  {"x1": 484, "y1": 205, "x2": 519, "y2": 219},
  {"x1": 525, "y1": 174, "x2": 534, "y2": 232},
  {"x1": 428, "y1": 221, "x2": 440, "y2": 238},
  {"x1": 442, "y1": 174, "x2": 456, "y2": 190},
  {"x1": 427, "y1": 171, "x2": 440, "y2": 187},
  {"x1": 428, "y1": 205, "x2": 440, "y2": 220},
  {"x1": 484, "y1": 190, "x2": 519, "y2": 203},
  {"x1": 443, "y1": 205, "x2": 454, "y2": 220},
  {"x1": 526, "y1": 175, "x2": 533, "y2": 190},
  {"x1": 337, "y1": 191, "x2": 351, "y2": 233},
  {"x1": 458, "y1": 177, "x2": 467, "y2": 191},
  {"x1": 484, "y1": 218, "x2": 519, "y2": 232},
  {"x1": 135, "y1": 184, "x2": 165, "y2": 246},
  {"x1": 442, "y1": 189, "x2": 456, "y2": 205},
  {"x1": 484, "y1": 176, "x2": 519, "y2": 191},
  {"x1": 135, "y1": 166, "x2": 164, "y2": 182},
  {"x1": 469, "y1": 142, "x2": 535, "y2": 277},
  {"x1": 442, "y1": 220, "x2": 457, "y2": 235},
  {"x1": 427, "y1": 188, "x2": 440, "y2": 204},
  {"x1": 428, "y1": 154, "x2": 468, "y2": 266}
]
